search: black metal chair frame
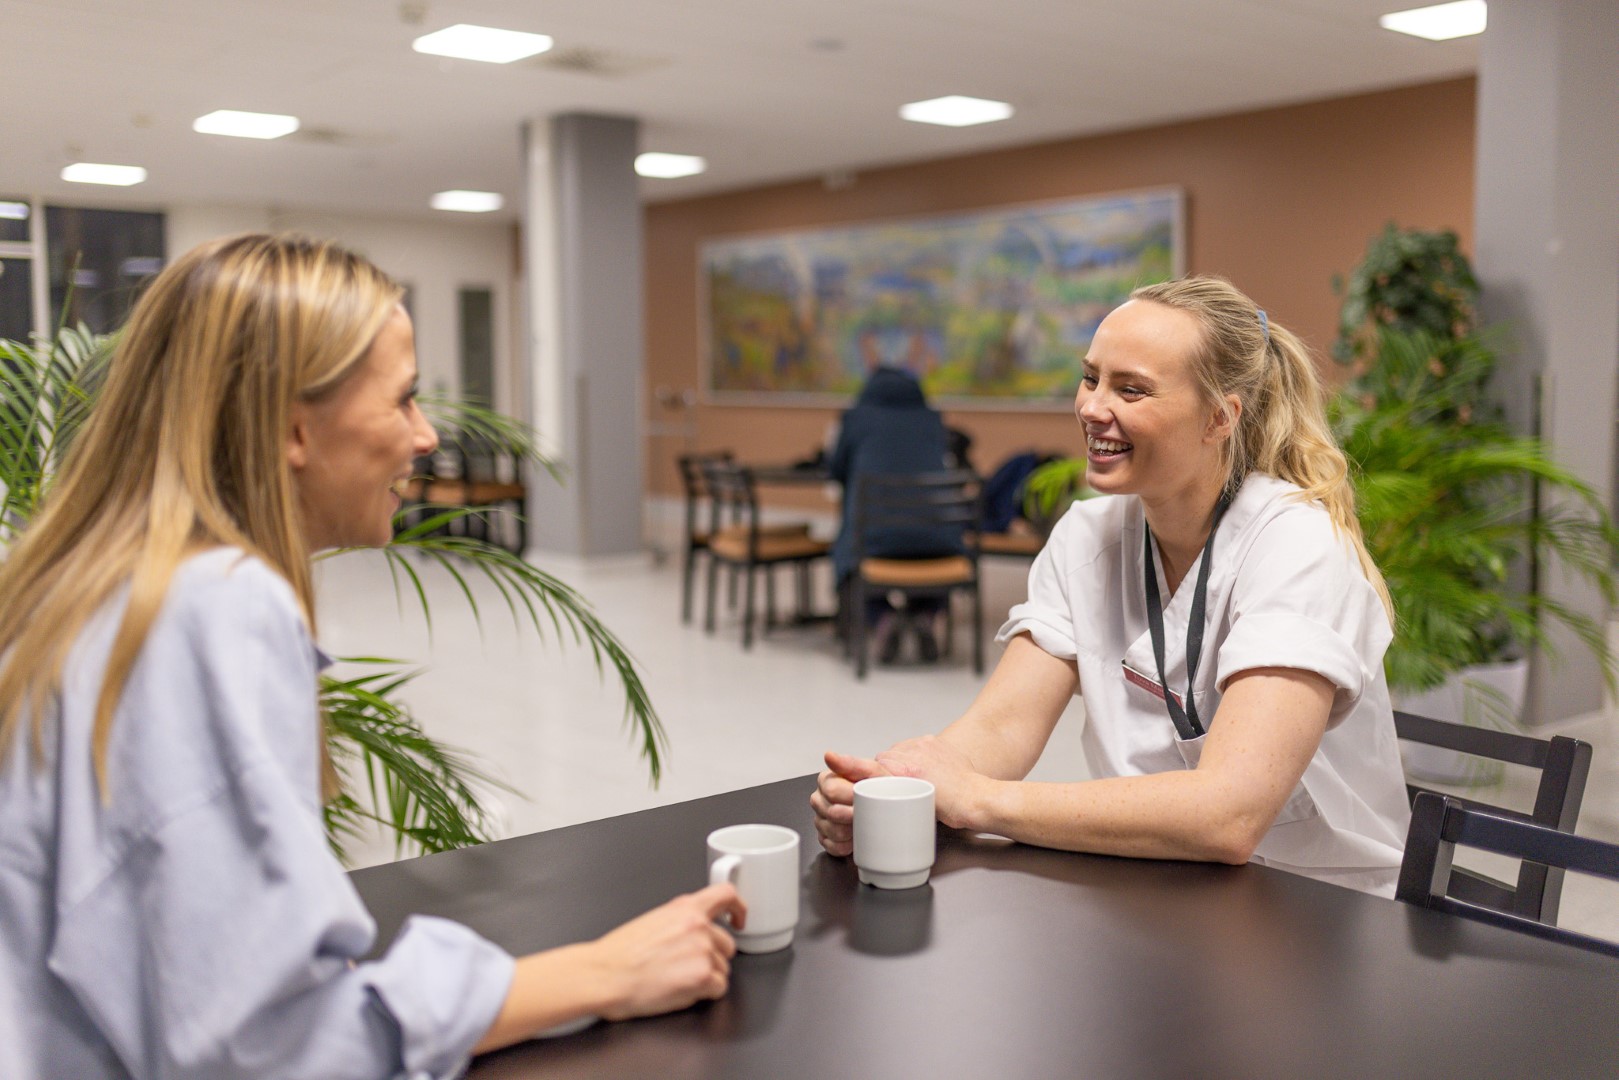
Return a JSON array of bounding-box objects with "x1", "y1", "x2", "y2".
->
[
  {"x1": 1394, "y1": 709, "x2": 1592, "y2": 924},
  {"x1": 676, "y1": 450, "x2": 734, "y2": 624},
  {"x1": 700, "y1": 462, "x2": 828, "y2": 649},
  {"x1": 849, "y1": 470, "x2": 983, "y2": 679},
  {"x1": 396, "y1": 438, "x2": 527, "y2": 554},
  {"x1": 1397, "y1": 792, "x2": 1619, "y2": 958}
]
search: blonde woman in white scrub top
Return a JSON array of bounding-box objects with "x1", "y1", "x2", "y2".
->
[{"x1": 811, "y1": 275, "x2": 1411, "y2": 897}]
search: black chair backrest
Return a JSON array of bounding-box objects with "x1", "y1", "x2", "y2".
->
[
  {"x1": 679, "y1": 451, "x2": 734, "y2": 534},
  {"x1": 1393, "y1": 709, "x2": 1592, "y2": 923},
  {"x1": 851, "y1": 470, "x2": 983, "y2": 562},
  {"x1": 700, "y1": 460, "x2": 759, "y2": 537},
  {"x1": 1398, "y1": 792, "x2": 1619, "y2": 958}
]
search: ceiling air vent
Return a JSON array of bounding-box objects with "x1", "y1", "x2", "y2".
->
[{"x1": 531, "y1": 46, "x2": 667, "y2": 78}]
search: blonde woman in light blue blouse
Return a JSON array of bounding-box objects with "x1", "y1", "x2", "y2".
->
[{"x1": 0, "y1": 234, "x2": 744, "y2": 1079}]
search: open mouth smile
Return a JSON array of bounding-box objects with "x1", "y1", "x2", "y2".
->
[{"x1": 1088, "y1": 436, "x2": 1132, "y2": 460}]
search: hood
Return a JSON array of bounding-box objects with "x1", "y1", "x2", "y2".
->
[{"x1": 856, "y1": 365, "x2": 928, "y2": 409}]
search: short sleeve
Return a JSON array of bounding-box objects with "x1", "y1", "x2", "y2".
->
[
  {"x1": 1215, "y1": 507, "x2": 1390, "y2": 723},
  {"x1": 997, "y1": 508, "x2": 1080, "y2": 660},
  {"x1": 46, "y1": 555, "x2": 515, "y2": 1079}
]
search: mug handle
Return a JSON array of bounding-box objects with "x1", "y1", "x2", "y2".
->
[
  {"x1": 710, "y1": 854, "x2": 742, "y2": 888},
  {"x1": 709, "y1": 854, "x2": 742, "y2": 927}
]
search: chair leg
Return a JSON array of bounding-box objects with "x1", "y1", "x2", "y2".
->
[
  {"x1": 854, "y1": 578, "x2": 869, "y2": 679},
  {"x1": 764, "y1": 566, "x2": 778, "y2": 632},
  {"x1": 741, "y1": 564, "x2": 757, "y2": 649},
  {"x1": 971, "y1": 581, "x2": 984, "y2": 675},
  {"x1": 704, "y1": 556, "x2": 720, "y2": 635},
  {"x1": 681, "y1": 545, "x2": 698, "y2": 624}
]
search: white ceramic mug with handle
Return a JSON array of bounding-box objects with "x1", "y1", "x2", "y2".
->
[
  {"x1": 707, "y1": 823, "x2": 801, "y2": 953},
  {"x1": 853, "y1": 776, "x2": 936, "y2": 889}
]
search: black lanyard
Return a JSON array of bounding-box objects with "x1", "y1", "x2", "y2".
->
[{"x1": 1143, "y1": 495, "x2": 1231, "y2": 741}]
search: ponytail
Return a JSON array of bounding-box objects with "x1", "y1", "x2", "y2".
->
[{"x1": 1131, "y1": 276, "x2": 1393, "y2": 624}]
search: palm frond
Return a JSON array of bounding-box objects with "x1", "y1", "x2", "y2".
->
[
  {"x1": 321, "y1": 659, "x2": 519, "y2": 860},
  {"x1": 363, "y1": 513, "x2": 667, "y2": 782}
]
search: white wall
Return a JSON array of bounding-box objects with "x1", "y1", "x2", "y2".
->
[{"x1": 165, "y1": 206, "x2": 516, "y2": 410}]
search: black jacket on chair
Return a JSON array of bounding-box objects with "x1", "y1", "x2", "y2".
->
[{"x1": 829, "y1": 366, "x2": 961, "y2": 580}]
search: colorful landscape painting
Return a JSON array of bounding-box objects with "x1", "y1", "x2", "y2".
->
[{"x1": 700, "y1": 188, "x2": 1182, "y2": 407}]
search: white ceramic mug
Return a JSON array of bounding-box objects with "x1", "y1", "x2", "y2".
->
[
  {"x1": 853, "y1": 776, "x2": 936, "y2": 889},
  {"x1": 707, "y1": 823, "x2": 801, "y2": 953}
]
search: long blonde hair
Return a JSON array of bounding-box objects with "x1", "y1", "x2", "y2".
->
[
  {"x1": 0, "y1": 233, "x2": 402, "y2": 790},
  {"x1": 1131, "y1": 275, "x2": 1393, "y2": 623}
]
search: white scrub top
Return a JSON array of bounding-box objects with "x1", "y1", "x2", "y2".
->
[{"x1": 998, "y1": 473, "x2": 1411, "y2": 896}]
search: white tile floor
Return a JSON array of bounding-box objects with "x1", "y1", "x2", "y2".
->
[{"x1": 316, "y1": 546, "x2": 1618, "y2": 940}]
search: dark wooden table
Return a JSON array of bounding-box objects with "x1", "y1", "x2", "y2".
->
[{"x1": 351, "y1": 775, "x2": 1619, "y2": 1079}]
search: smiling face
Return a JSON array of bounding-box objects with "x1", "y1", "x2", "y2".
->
[
  {"x1": 1075, "y1": 298, "x2": 1234, "y2": 509},
  {"x1": 286, "y1": 306, "x2": 438, "y2": 551}
]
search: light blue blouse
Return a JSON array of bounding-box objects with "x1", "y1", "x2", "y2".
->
[{"x1": 0, "y1": 549, "x2": 514, "y2": 1079}]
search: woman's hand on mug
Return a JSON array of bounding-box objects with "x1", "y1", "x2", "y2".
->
[
  {"x1": 876, "y1": 735, "x2": 989, "y2": 831},
  {"x1": 810, "y1": 750, "x2": 887, "y2": 856},
  {"x1": 590, "y1": 883, "x2": 746, "y2": 1021}
]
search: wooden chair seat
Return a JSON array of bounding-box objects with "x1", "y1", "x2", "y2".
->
[
  {"x1": 710, "y1": 531, "x2": 830, "y2": 563},
  {"x1": 970, "y1": 531, "x2": 1045, "y2": 558},
  {"x1": 711, "y1": 522, "x2": 812, "y2": 545},
  {"x1": 464, "y1": 480, "x2": 526, "y2": 503},
  {"x1": 859, "y1": 555, "x2": 975, "y2": 587}
]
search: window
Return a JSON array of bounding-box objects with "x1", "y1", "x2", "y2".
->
[{"x1": 46, "y1": 206, "x2": 165, "y2": 334}]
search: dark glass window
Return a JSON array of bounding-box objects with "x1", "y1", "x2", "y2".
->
[
  {"x1": 458, "y1": 287, "x2": 495, "y2": 406},
  {"x1": 46, "y1": 206, "x2": 165, "y2": 334},
  {"x1": 0, "y1": 258, "x2": 31, "y2": 342},
  {"x1": 0, "y1": 197, "x2": 29, "y2": 244}
]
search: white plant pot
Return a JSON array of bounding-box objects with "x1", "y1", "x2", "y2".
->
[{"x1": 1393, "y1": 659, "x2": 1530, "y2": 785}]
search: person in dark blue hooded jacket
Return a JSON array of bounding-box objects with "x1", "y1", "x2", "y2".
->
[{"x1": 829, "y1": 364, "x2": 962, "y2": 660}]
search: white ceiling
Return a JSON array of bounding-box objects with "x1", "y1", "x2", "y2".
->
[{"x1": 1, "y1": 0, "x2": 1479, "y2": 221}]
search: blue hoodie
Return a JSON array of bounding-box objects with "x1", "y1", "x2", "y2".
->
[{"x1": 828, "y1": 366, "x2": 962, "y2": 579}]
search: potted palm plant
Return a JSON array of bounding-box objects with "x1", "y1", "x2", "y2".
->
[
  {"x1": 1, "y1": 326, "x2": 664, "y2": 859},
  {"x1": 1334, "y1": 225, "x2": 1619, "y2": 778}
]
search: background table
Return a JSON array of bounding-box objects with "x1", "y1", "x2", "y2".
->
[{"x1": 351, "y1": 775, "x2": 1619, "y2": 1079}]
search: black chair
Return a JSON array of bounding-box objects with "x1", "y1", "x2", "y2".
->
[
  {"x1": 849, "y1": 470, "x2": 983, "y2": 679},
  {"x1": 676, "y1": 450, "x2": 733, "y2": 624},
  {"x1": 1397, "y1": 792, "x2": 1619, "y2": 958},
  {"x1": 701, "y1": 461, "x2": 830, "y2": 648},
  {"x1": 1394, "y1": 709, "x2": 1592, "y2": 924}
]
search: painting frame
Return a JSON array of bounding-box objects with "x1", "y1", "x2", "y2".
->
[{"x1": 697, "y1": 186, "x2": 1185, "y2": 410}]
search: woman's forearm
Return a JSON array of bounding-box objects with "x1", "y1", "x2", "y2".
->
[
  {"x1": 473, "y1": 946, "x2": 612, "y2": 1055},
  {"x1": 968, "y1": 771, "x2": 1266, "y2": 864}
]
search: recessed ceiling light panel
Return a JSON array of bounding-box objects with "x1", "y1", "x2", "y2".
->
[
  {"x1": 899, "y1": 95, "x2": 1015, "y2": 127},
  {"x1": 61, "y1": 163, "x2": 147, "y2": 186},
  {"x1": 635, "y1": 152, "x2": 707, "y2": 179},
  {"x1": 193, "y1": 110, "x2": 301, "y2": 139},
  {"x1": 0, "y1": 201, "x2": 29, "y2": 220},
  {"x1": 430, "y1": 190, "x2": 505, "y2": 213},
  {"x1": 412, "y1": 24, "x2": 553, "y2": 63},
  {"x1": 1379, "y1": 0, "x2": 1487, "y2": 40}
]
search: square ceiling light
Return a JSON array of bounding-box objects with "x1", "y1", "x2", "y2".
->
[
  {"x1": 431, "y1": 190, "x2": 504, "y2": 213},
  {"x1": 1380, "y1": 1, "x2": 1487, "y2": 40},
  {"x1": 899, "y1": 95, "x2": 1014, "y2": 127},
  {"x1": 412, "y1": 24, "x2": 553, "y2": 63},
  {"x1": 193, "y1": 110, "x2": 301, "y2": 139},
  {"x1": 61, "y1": 163, "x2": 147, "y2": 186},
  {"x1": 635, "y1": 153, "x2": 706, "y2": 179}
]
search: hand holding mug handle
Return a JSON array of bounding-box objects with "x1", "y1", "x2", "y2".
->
[{"x1": 710, "y1": 854, "x2": 743, "y2": 927}]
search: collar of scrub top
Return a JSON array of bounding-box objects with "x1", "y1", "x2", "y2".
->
[{"x1": 1143, "y1": 491, "x2": 1233, "y2": 742}]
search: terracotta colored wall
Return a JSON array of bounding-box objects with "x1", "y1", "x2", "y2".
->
[{"x1": 644, "y1": 77, "x2": 1476, "y2": 505}]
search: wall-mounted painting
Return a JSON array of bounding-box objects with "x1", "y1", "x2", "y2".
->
[{"x1": 700, "y1": 187, "x2": 1183, "y2": 408}]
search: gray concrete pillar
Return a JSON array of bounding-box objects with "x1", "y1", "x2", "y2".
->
[
  {"x1": 1473, "y1": 0, "x2": 1619, "y2": 722},
  {"x1": 521, "y1": 113, "x2": 645, "y2": 557}
]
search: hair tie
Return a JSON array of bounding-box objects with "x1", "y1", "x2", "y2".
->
[{"x1": 1257, "y1": 309, "x2": 1269, "y2": 341}]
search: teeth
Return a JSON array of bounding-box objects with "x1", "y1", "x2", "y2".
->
[{"x1": 1089, "y1": 437, "x2": 1130, "y2": 454}]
